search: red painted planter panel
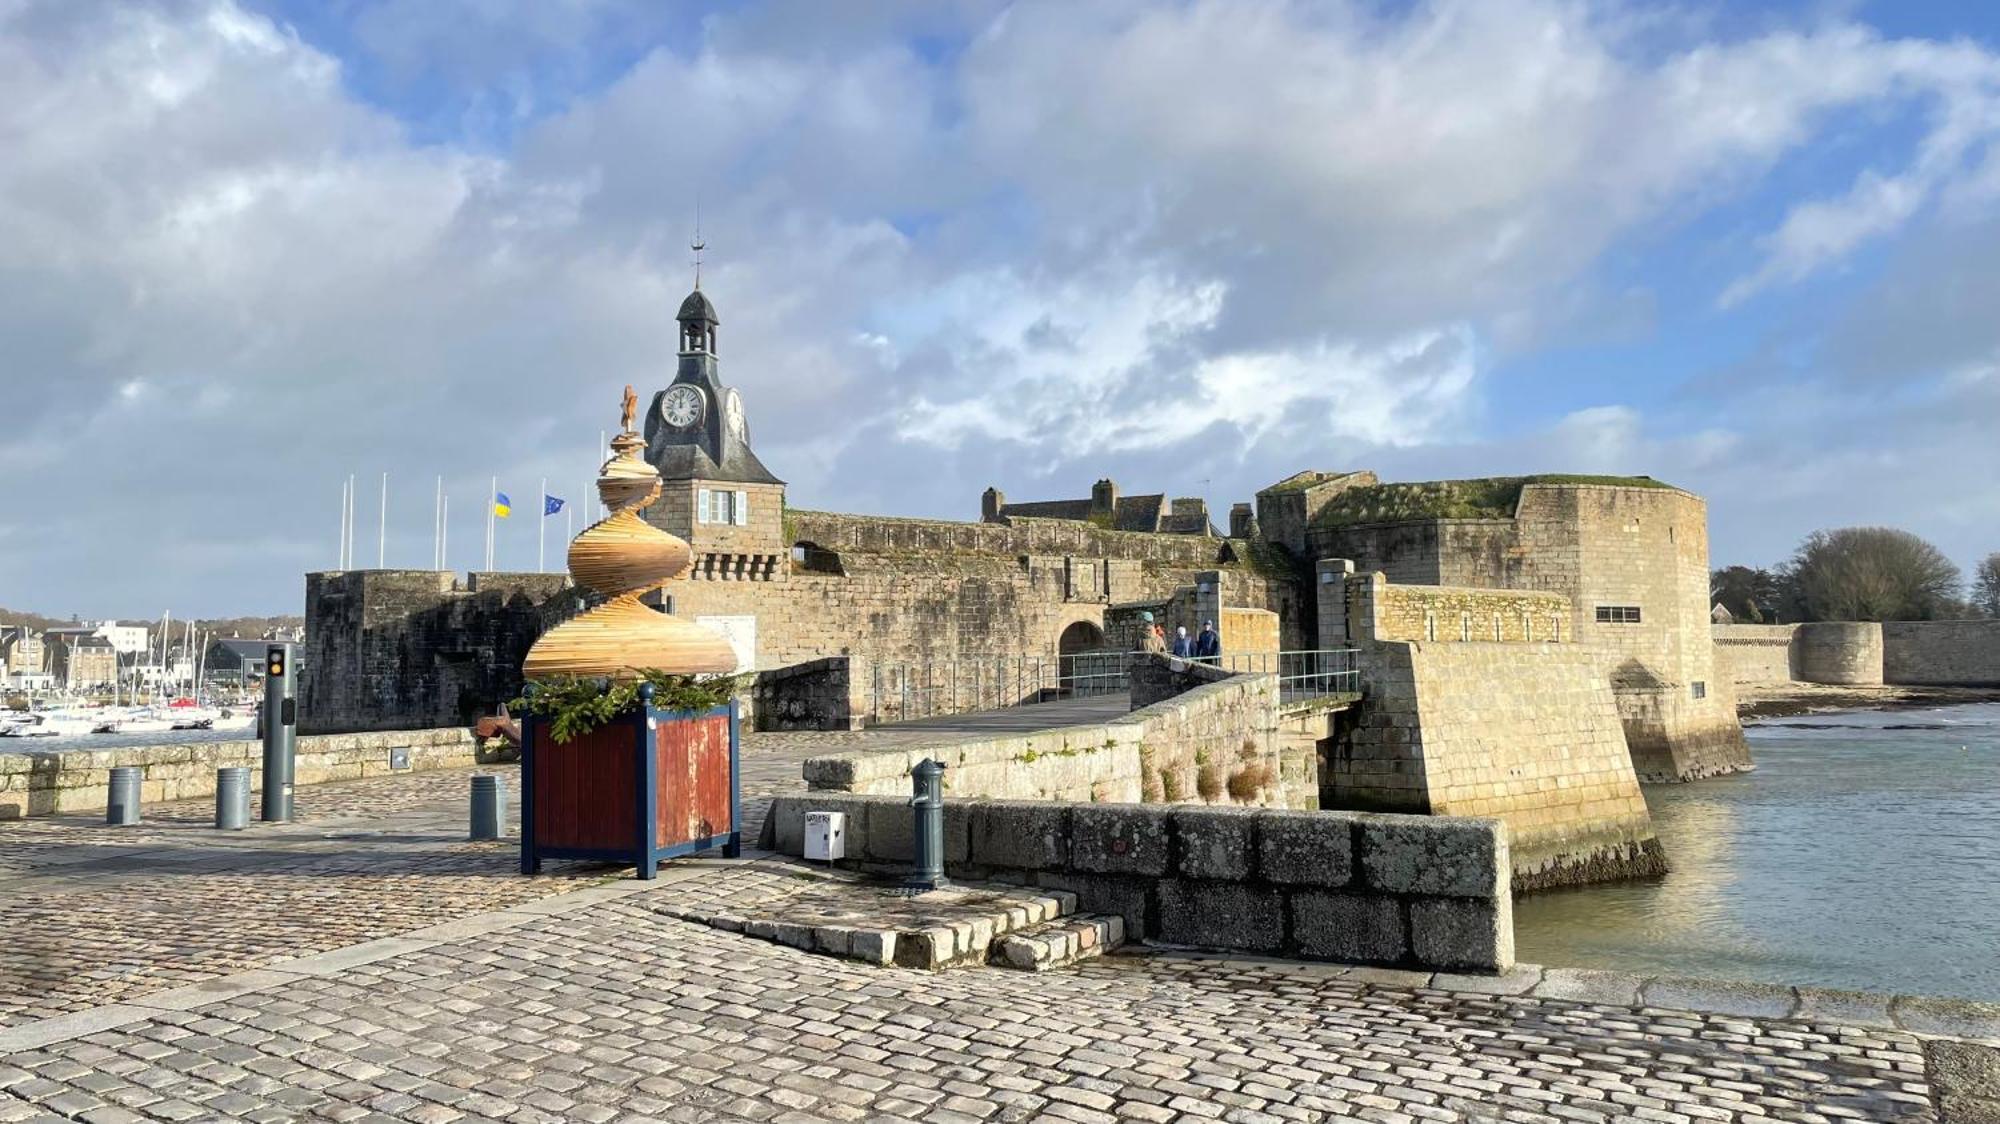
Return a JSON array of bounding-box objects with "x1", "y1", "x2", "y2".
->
[
  {"x1": 531, "y1": 719, "x2": 642, "y2": 851},
  {"x1": 656, "y1": 712, "x2": 732, "y2": 847}
]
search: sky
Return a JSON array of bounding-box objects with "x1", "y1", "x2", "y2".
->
[{"x1": 3, "y1": 0, "x2": 1999, "y2": 618}]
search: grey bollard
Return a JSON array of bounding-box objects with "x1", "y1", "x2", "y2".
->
[
  {"x1": 469, "y1": 774, "x2": 504, "y2": 841},
  {"x1": 215, "y1": 767, "x2": 250, "y2": 830},
  {"x1": 905, "y1": 758, "x2": 948, "y2": 892},
  {"x1": 106, "y1": 766, "x2": 143, "y2": 826}
]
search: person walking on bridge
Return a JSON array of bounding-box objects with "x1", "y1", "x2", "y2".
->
[
  {"x1": 1171, "y1": 626, "x2": 1193, "y2": 658},
  {"x1": 1137, "y1": 612, "x2": 1167, "y2": 656}
]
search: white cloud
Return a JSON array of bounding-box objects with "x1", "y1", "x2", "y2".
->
[{"x1": 3, "y1": 0, "x2": 2000, "y2": 614}]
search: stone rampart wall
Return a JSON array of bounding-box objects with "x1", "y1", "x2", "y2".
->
[
  {"x1": 1347, "y1": 573, "x2": 1570, "y2": 645},
  {"x1": 804, "y1": 661, "x2": 1283, "y2": 808},
  {"x1": 0, "y1": 727, "x2": 478, "y2": 819},
  {"x1": 786, "y1": 510, "x2": 1229, "y2": 568},
  {"x1": 1711, "y1": 623, "x2": 1799, "y2": 686},
  {"x1": 1884, "y1": 621, "x2": 2000, "y2": 686},
  {"x1": 1710, "y1": 620, "x2": 2000, "y2": 690},
  {"x1": 761, "y1": 793, "x2": 1512, "y2": 972},
  {"x1": 1328, "y1": 639, "x2": 1664, "y2": 890}
]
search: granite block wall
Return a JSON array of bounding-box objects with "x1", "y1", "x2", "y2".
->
[
  {"x1": 1883, "y1": 621, "x2": 2000, "y2": 686},
  {"x1": 761, "y1": 794, "x2": 1513, "y2": 972},
  {"x1": 1326, "y1": 639, "x2": 1664, "y2": 891},
  {"x1": 0, "y1": 727, "x2": 479, "y2": 819},
  {"x1": 1711, "y1": 623, "x2": 1799, "y2": 686},
  {"x1": 803, "y1": 659, "x2": 1285, "y2": 808}
]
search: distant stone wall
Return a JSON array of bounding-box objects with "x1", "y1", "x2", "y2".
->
[
  {"x1": 301, "y1": 570, "x2": 573, "y2": 735},
  {"x1": 1326, "y1": 639, "x2": 1664, "y2": 891},
  {"x1": 0, "y1": 727, "x2": 478, "y2": 819},
  {"x1": 761, "y1": 793, "x2": 1513, "y2": 972},
  {"x1": 1796, "y1": 622, "x2": 1885, "y2": 685},
  {"x1": 1712, "y1": 623, "x2": 1798, "y2": 686},
  {"x1": 787, "y1": 510, "x2": 1230, "y2": 568},
  {"x1": 1711, "y1": 620, "x2": 2000, "y2": 690},
  {"x1": 1884, "y1": 621, "x2": 2000, "y2": 686},
  {"x1": 805, "y1": 660, "x2": 1283, "y2": 808}
]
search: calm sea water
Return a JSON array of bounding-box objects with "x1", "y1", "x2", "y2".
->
[
  {"x1": 0, "y1": 724, "x2": 252, "y2": 755},
  {"x1": 1515, "y1": 702, "x2": 2000, "y2": 1002}
]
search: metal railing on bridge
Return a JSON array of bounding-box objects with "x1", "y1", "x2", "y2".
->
[
  {"x1": 1186, "y1": 649, "x2": 1360, "y2": 704},
  {"x1": 864, "y1": 647, "x2": 1359, "y2": 726},
  {"x1": 866, "y1": 650, "x2": 1128, "y2": 726}
]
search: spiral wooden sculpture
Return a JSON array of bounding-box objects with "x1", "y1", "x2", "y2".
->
[{"x1": 521, "y1": 386, "x2": 738, "y2": 681}]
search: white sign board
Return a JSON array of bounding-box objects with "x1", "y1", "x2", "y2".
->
[{"x1": 694, "y1": 615, "x2": 757, "y2": 675}]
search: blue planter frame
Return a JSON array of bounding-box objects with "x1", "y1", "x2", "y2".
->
[{"x1": 520, "y1": 696, "x2": 741, "y2": 879}]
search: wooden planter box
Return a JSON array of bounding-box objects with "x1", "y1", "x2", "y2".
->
[{"x1": 520, "y1": 700, "x2": 740, "y2": 878}]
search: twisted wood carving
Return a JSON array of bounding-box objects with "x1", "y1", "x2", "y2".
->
[{"x1": 522, "y1": 387, "x2": 738, "y2": 680}]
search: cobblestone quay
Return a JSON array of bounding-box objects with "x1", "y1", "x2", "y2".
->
[{"x1": 1, "y1": 730, "x2": 1997, "y2": 1122}]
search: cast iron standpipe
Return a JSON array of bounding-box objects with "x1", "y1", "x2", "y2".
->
[{"x1": 907, "y1": 758, "x2": 948, "y2": 892}]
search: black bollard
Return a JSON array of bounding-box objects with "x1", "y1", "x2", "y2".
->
[
  {"x1": 906, "y1": 758, "x2": 947, "y2": 892},
  {"x1": 215, "y1": 767, "x2": 250, "y2": 830},
  {"x1": 106, "y1": 766, "x2": 142, "y2": 826},
  {"x1": 469, "y1": 774, "x2": 504, "y2": 841}
]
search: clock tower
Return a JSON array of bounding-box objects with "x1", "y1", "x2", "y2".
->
[{"x1": 644, "y1": 285, "x2": 787, "y2": 580}]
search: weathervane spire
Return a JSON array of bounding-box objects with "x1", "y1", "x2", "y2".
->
[{"x1": 691, "y1": 194, "x2": 706, "y2": 289}]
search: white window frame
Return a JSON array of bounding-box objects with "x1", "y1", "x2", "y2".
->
[{"x1": 734, "y1": 489, "x2": 749, "y2": 526}]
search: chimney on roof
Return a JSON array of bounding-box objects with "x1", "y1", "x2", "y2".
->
[
  {"x1": 1229, "y1": 502, "x2": 1258, "y2": 539},
  {"x1": 981, "y1": 486, "x2": 1005, "y2": 522},
  {"x1": 1090, "y1": 479, "x2": 1118, "y2": 520}
]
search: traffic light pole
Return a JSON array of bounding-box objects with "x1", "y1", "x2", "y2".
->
[{"x1": 261, "y1": 643, "x2": 297, "y2": 822}]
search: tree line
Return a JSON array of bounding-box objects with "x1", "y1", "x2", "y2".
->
[{"x1": 1713, "y1": 528, "x2": 2000, "y2": 623}]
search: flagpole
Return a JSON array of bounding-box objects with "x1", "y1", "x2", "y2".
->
[
  {"x1": 378, "y1": 472, "x2": 387, "y2": 568},
  {"x1": 442, "y1": 495, "x2": 449, "y2": 572},
  {"x1": 346, "y1": 473, "x2": 356, "y2": 570},
  {"x1": 433, "y1": 475, "x2": 442, "y2": 570},
  {"x1": 597, "y1": 430, "x2": 606, "y2": 521},
  {"x1": 537, "y1": 477, "x2": 547, "y2": 573},
  {"x1": 337, "y1": 479, "x2": 347, "y2": 569},
  {"x1": 485, "y1": 475, "x2": 496, "y2": 572}
]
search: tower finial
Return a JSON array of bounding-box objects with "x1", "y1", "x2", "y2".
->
[{"x1": 691, "y1": 193, "x2": 705, "y2": 289}]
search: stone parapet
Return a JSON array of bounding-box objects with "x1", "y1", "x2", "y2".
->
[
  {"x1": 804, "y1": 660, "x2": 1285, "y2": 808},
  {"x1": 1330, "y1": 639, "x2": 1667, "y2": 890},
  {"x1": 0, "y1": 727, "x2": 479, "y2": 819},
  {"x1": 761, "y1": 793, "x2": 1513, "y2": 973}
]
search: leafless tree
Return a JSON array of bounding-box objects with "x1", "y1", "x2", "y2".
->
[
  {"x1": 1780, "y1": 527, "x2": 1963, "y2": 622},
  {"x1": 1973, "y1": 553, "x2": 2000, "y2": 619}
]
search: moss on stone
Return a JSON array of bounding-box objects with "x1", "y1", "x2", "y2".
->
[{"x1": 1311, "y1": 475, "x2": 1675, "y2": 528}]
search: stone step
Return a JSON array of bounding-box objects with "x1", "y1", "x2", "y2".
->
[{"x1": 990, "y1": 912, "x2": 1125, "y2": 972}]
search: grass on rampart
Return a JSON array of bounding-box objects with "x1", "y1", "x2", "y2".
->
[{"x1": 1311, "y1": 474, "x2": 1674, "y2": 527}]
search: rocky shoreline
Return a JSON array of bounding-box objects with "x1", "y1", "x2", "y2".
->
[{"x1": 1737, "y1": 682, "x2": 2000, "y2": 720}]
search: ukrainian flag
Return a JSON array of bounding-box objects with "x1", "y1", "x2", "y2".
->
[{"x1": 493, "y1": 492, "x2": 512, "y2": 518}]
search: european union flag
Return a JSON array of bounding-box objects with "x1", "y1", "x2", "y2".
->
[
  {"x1": 544, "y1": 495, "x2": 564, "y2": 516},
  {"x1": 493, "y1": 492, "x2": 512, "y2": 518}
]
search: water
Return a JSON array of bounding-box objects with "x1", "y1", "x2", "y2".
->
[
  {"x1": 0, "y1": 724, "x2": 254, "y2": 755},
  {"x1": 1515, "y1": 702, "x2": 2000, "y2": 1001}
]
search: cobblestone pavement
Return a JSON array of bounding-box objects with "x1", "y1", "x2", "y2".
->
[
  {"x1": 1, "y1": 875, "x2": 1992, "y2": 1124},
  {"x1": 0, "y1": 731, "x2": 830, "y2": 1028},
  {"x1": 6, "y1": 728, "x2": 2000, "y2": 1122}
]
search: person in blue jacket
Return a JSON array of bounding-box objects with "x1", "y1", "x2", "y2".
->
[
  {"x1": 1193, "y1": 619, "x2": 1222, "y2": 660},
  {"x1": 1171, "y1": 626, "x2": 1193, "y2": 658}
]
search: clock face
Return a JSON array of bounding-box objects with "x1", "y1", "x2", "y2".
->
[
  {"x1": 724, "y1": 389, "x2": 746, "y2": 440},
  {"x1": 660, "y1": 385, "x2": 705, "y2": 428}
]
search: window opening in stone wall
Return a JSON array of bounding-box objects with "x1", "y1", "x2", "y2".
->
[
  {"x1": 1492, "y1": 613, "x2": 1502, "y2": 642},
  {"x1": 1595, "y1": 605, "x2": 1642, "y2": 624},
  {"x1": 1552, "y1": 615, "x2": 1562, "y2": 641},
  {"x1": 699, "y1": 488, "x2": 742, "y2": 525},
  {"x1": 1522, "y1": 613, "x2": 1533, "y2": 642},
  {"x1": 1424, "y1": 612, "x2": 1436, "y2": 642},
  {"x1": 1459, "y1": 613, "x2": 1471, "y2": 642},
  {"x1": 1692, "y1": 681, "x2": 1706, "y2": 699}
]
